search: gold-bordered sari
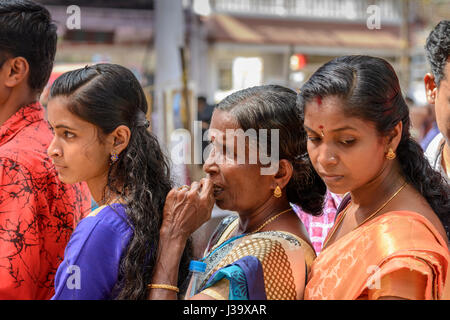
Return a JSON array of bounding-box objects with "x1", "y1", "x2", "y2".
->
[
  {"x1": 193, "y1": 215, "x2": 316, "y2": 300},
  {"x1": 305, "y1": 211, "x2": 450, "y2": 300}
]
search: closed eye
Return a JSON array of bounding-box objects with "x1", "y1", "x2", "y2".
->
[
  {"x1": 340, "y1": 139, "x2": 356, "y2": 146},
  {"x1": 307, "y1": 136, "x2": 321, "y2": 142}
]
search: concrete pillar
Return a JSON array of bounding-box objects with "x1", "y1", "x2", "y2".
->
[{"x1": 154, "y1": 0, "x2": 184, "y2": 144}]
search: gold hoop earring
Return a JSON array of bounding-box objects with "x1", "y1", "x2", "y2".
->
[
  {"x1": 273, "y1": 186, "x2": 282, "y2": 198},
  {"x1": 386, "y1": 148, "x2": 396, "y2": 160}
]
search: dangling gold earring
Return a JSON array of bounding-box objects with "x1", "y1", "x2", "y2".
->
[
  {"x1": 385, "y1": 148, "x2": 396, "y2": 160},
  {"x1": 273, "y1": 186, "x2": 282, "y2": 198}
]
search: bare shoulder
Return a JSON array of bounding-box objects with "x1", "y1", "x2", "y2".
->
[{"x1": 269, "y1": 212, "x2": 314, "y2": 249}]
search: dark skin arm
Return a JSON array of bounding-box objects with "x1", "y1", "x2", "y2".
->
[{"x1": 147, "y1": 178, "x2": 215, "y2": 300}]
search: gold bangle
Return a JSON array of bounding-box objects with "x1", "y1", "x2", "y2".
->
[{"x1": 147, "y1": 284, "x2": 179, "y2": 293}]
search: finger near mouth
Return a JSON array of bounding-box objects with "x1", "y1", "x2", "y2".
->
[{"x1": 213, "y1": 186, "x2": 224, "y2": 197}]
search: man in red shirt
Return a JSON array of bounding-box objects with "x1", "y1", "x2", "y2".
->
[{"x1": 0, "y1": 0, "x2": 91, "y2": 299}]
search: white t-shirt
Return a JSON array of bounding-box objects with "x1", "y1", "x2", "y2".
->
[{"x1": 425, "y1": 133, "x2": 449, "y2": 183}]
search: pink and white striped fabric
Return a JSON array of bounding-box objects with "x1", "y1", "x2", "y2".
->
[{"x1": 292, "y1": 191, "x2": 342, "y2": 255}]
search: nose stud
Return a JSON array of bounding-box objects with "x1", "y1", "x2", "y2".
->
[{"x1": 319, "y1": 125, "x2": 325, "y2": 137}]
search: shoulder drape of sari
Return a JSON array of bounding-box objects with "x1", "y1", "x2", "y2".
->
[
  {"x1": 304, "y1": 211, "x2": 450, "y2": 300},
  {"x1": 197, "y1": 216, "x2": 316, "y2": 300}
]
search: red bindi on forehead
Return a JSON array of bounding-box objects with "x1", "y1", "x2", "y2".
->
[{"x1": 316, "y1": 96, "x2": 322, "y2": 106}]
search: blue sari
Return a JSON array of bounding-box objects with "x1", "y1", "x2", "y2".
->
[{"x1": 202, "y1": 256, "x2": 266, "y2": 300}]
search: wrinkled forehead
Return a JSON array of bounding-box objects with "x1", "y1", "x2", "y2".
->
[
  {"x1": 209, "y1": 110, "x2": 241, "y2": 138},
  {"x1": 208, "y1": 127, "x2": 260, "y2": 146},
  {"x1": 208, "y1": 111, "x2": 268, "y2": 155}
]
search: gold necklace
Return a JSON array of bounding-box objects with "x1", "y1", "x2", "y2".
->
[
  {"x1": 207, "y1": 207, "x2": 293, "y2": 254},
  {"x1": 251, "y1": 208, "x2": 293, "y2": 234},
  {"x1": 322, "y1": 181, "x2": 407, "y2": 249}
]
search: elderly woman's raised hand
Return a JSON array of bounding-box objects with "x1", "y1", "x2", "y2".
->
[{"x1": 160, "y1": 178, "x2": 215, "y2": 241}]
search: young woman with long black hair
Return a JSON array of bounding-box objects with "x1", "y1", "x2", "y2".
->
[
  {"x1": 299, "y1": 55, "x2": 450, "y2": 300},
  {"x1": 48, "y1": 64, "x2": 192, "y2": 299}
]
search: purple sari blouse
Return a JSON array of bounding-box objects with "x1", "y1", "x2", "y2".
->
[{"x1": 52, "y1": 204, "x2": 133, "y2": 300}]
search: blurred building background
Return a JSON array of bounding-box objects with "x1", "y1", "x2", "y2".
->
[
  {"x1": 36, "y1": 0, "x2": 449, "y2": 180},
  {"x1": 37, "y1": 0, "x2": 153, "y2": 83}
]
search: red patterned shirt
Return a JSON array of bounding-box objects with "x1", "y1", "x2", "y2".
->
[{"x1": 0, "y1": 103, "x2": 91, "y2": 299}]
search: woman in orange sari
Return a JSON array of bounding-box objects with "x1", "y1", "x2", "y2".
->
[{"x1": 298, "y1": 55, "x2": 450, "y2": 300}]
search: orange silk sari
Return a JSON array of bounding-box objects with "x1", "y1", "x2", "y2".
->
[{"x1": 305, "y1": 211, "x2": 450, "y2": 300}]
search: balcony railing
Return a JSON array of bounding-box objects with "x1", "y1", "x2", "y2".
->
[{"x1": 210, "y1": 0, "x2": 401, "y2": 23}]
